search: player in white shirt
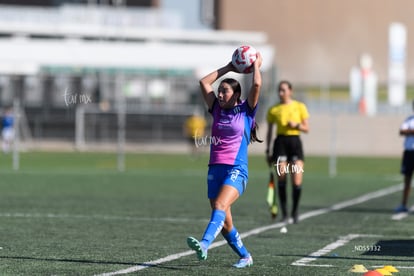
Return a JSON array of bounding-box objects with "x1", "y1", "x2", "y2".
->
[{"x1": 396, "y1": 102, "x2": 414, "y2": 213}]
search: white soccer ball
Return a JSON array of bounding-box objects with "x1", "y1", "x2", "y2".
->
[{"x1": 231, "y1": 45, "x2": 257, "y2": 73}]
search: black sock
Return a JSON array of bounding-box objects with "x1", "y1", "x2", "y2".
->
[
  {"x1": 292, "y1": 185, "x2": 302, "y2": 215},
  {"x1": 278, "y1": 180, "x2": 287, "y2": 217}
]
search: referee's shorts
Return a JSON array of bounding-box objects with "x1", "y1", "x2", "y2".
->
[
  {"x1": 401, "y1": 150, "x2": 414, "y2": 175},
  {"x1": 272, "y1": 135, "x2": 304, "y2": 163}
]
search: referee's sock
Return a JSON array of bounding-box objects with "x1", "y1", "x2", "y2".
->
[
  {"x1": 292, "y1": 185, "x2": 302, "y2": 221},
  {"x1": 278, "y1": 180, "x2": 287, "y2": 219}
]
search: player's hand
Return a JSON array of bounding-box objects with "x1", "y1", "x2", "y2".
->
[
  {"x1": 254, "y1": 52, "x2": 263, "y2": 69},
  {"x1": 287, "y1": 121, "x2": 299, "y2": 129}
]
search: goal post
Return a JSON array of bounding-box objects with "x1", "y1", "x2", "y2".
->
[
  {"x1": 12, "y1": 98, "x2": 20, "y2": 171},
  {"x1": 115, "y1": 73, "x2": 126, "y2": 172}
]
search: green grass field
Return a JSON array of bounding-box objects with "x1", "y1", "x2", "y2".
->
[{"x1": 0, "y1": 151, "x2": 413, "y2": 275}]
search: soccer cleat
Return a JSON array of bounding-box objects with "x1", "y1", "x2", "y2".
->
[
  {"x1": 186, "y1": 236, "x2": 207, "y2": 261},
  {"x1": 233, "y1": 255, "x2": 253, "y2": 268},
  {"x1": 394, "y1": 204, "x2": 408, "y2": 213}
]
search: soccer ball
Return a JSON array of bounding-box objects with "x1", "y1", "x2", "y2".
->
[{"x1": 231, "y1": 45, "x2": 257, "y2": 73}]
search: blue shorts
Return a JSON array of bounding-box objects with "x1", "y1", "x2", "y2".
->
[{"x1": 207, "y1": 164, "x2": 248, "y2": 199}]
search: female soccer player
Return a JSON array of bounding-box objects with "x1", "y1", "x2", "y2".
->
[
  {"x1": 265, "y1": 80, "x2": 309, "y2": 224},
  {"x1": 186, "y1": 52, "x2": 262, "y2": 268}
]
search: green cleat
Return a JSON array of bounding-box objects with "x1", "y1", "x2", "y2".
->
[{"x1": 187, "y1": 236, "x2": 207, "y2": 261}]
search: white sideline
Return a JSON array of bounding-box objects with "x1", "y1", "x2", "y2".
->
[
  {"x1": 95, "y1": 183, "x2": 403, "y2": 276},
  {"x1": 291, "y1": 234, "x2": 382, "y2": 266}
]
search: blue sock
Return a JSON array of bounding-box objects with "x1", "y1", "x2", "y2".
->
[
  {"x1": 201, "y1": 209, "x2": 226, "y2": 248},
  {"x1": 223, "y1": 227, "x2": 250, "y2": 258}
]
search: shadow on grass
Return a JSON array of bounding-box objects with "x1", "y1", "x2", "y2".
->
[
  {"x1": 362, "y1": 240, "x2": 414, "y2": 257},
  {"x1": 0, "y1": 255, "x2": 142, "y2": 266},
  {"x1": 276, "y1": 240, "x2": 414, "y2": 264},
  {"x1": 280, "y1": 254, "x2": 414, "y2": 263},
  {"x1": 0, "y1": 255, "x2": 200, "y2": 271}
]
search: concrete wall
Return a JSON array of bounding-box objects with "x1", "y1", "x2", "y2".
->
[
  {"x1": 256, "y1": 113, "x2": 407, "y2": 157},
  {"x1": 302, "y1": 113, "x2": 406, "y2": 156}
]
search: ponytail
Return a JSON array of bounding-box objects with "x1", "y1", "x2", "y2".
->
[{"x1": 250, "y1": 122, "x2": 263, "y2": 143}]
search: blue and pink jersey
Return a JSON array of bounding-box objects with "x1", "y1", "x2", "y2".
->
[{"x1": 208, "y1": 99, "x2": 257, "y2": 166}]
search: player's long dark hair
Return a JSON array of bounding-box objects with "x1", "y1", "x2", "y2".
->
[
  {"x1": 250, "y1": 122, "x2": 263, "y2": 143},
  {"x1": 220, "y1": 78, "x2": 263, "y2": 144}
]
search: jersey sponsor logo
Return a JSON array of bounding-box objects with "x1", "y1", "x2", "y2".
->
[{"x1": 233, "y1": 106, "x2": 241, "y2": 114}]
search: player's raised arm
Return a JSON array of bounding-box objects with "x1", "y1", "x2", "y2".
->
[
  {"x1": 247, "y1": 52, "x2": 262, "y2": 110},
  {"x1": 400, "y1": 128, "x2": 414, "y2": 136},
  {"x1": 199, "y1": 63, "x2": 235, "y2": 111}
]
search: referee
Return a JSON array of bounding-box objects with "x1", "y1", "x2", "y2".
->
[{"x1": 265, "y1": 80, "x2": 309, "y2": 224}]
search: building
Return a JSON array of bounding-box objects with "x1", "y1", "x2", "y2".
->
[
  {"x1": 219, "y1": 0, "x2": 413, "y2": 86},
  {"x1": 0, "y1": 2, "x2": 275, "y2": 145}
]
